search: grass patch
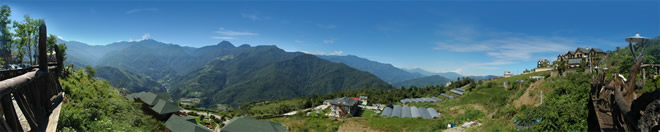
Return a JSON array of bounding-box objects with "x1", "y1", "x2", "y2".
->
[
  {"x1": 366, "y1": 116, "x2": 446, "y2": 131},
  {"x1": 268, "y1": 117, "x2": 342, "y2": 132},
  {"x1": 361, "y1": 109, "x2": 378, "y2": 118}
]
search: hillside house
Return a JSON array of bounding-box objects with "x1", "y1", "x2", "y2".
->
[
  {"x1": 359, "y1": 96, "x2": 368, "y2": 105},
  {"x1": 221, "y1": 116, "x2": 286, "y2": 132},
  {"x1": 537, "y1": 59, "x2": 550, "y2": 68},
  {"x1": 324, "y1": 97, "x2": 359, "y2": 118},
  {"x1": 504, "y1": 71, "x2": 512, "y2": 78},
  {"x1": 126, "y1": 92, "x2": 183, "y2": 121},
  {"x1": 567, "y1": 58, "x2": 582, "y2": 68},
  {"x1": 164, "y1": 115, "x2": 212, "y2": 132},
  {"x1": 557, "y1": 47, "x2": 607, "y2": 69},
  {"x1": 588, "y1": 48, "x2": 607, "y2": 65}
]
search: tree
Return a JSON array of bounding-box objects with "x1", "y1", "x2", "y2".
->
[
  {"x1": 85, "y1": 65, "x2": 95, "y2": 78},
  {"x1": 557, "y1": 60, "x2": 566, "y2": 76},
  {"x1": 57, "y1": 43, "x2": 67, "y2": 62},
  {"x1": 47, "y1": 34, "x2": 57, "y2": 53},
  {"x1": 0, "y1": 5, "x2": 11, "y2": 66},
  {"x1": 576, "y1": 61, "x2": 586, "y2": 73},
  {"x1": 13, "y1": 15, "x2": 43, "y2": 65}
]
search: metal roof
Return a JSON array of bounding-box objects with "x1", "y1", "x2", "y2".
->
[
  {"x1": 456, "y1": 88, "x2": 465, "y2": 92},
  {"x1": 427, "y1": 108, "x2": 440, "y2": 118},
  {"x1": 391, "y1": 105, "x2": 402, "y2": 117},
  {"x1": 568, "y1": 58, "x2": 582, "y2": 65},
  {"x1": 410, "y1": 107, "x2": 420, "y2": 118},
  {"x1": 126, "y1": 92, "x2": 172, "y2": 106},
  {"x1": 400, "y1": 97, "x2": 443, "y2": 104},
  {"x1": 576, "y1": 48, "x2": 590, "y2": 53},
  {"x1": 450, "y1": 90, "x2": 464, "y2": 95},
  {"x1": 221, "y1": 116, "x2": 286, "y2": 132},
  {"x1": 165, "y1": 115, "x2": 212, "y2": 132},
  {"x1": 151, "y1": 99, "x2": 184, "y2": 115},
  {"x1": 381, "y1": 107, "x2": 392, "y2": 117},
  {"x1": 441, "y1": 93, "x2": 455, "y2": 99},
  {"x1": 418, "y1": 107, "x2": 432, "y2": 119},
  {"x1": 127, "y1": 92, "x2": 183, "y2": 115},
  {"x1": 401, "y1": 106, "x2": 411, "y2": 118},
  {"x1": 324, "y1": 97, "x2": 359, "y2": 106}
]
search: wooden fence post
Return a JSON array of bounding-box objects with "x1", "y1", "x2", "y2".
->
[
  {"x1": 55, "y1": 46, "x2": 62, "y2": 77},
  {"x1": 1, "y1": 95, "x2": 20, "y2": 131},
  {"x1": 38, "y1": 24, "x2": 48, "y2": 73}
]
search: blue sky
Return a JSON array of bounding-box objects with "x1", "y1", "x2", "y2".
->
[{"x1": 4, "y1": 0, "x2": 659, "y2": 76}]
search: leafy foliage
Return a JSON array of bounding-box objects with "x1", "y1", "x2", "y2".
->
[
  {"x1": 58, "y1": 68, "x2": 163, "y2": 131},
  {"x1": 519, "y1": 73, "x2": 590, "y2": 131}
]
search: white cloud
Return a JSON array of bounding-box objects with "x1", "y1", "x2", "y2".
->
[
  {"x1": 435, "y1": 37, "x2": 575, "y2": 61},
  {"x1": 450, "y1": 68, "x2": 463, "y2": 74},
  {"x1": 212, "y1": 28, "x2": 258, "y2": 40},
  {"x1": 211, "y1": 36, "x2": 235, "y2": 40},
  {"x1": 126, "y1": 8, "x2": 158, "y2": 14},
  {"x1": 323, "y1": 40, "x2": 335, "y2": 44},
  {"x1": 57, "y1": 36, "x2": 63, "y2": 40},
  {"x1": 140, "y1": 33, "x2": 151, "y2": 40},
  {"x1": 215, "y1": 28, "x2": 258, "y2": 36},
  {"x1": 301, "y1": 50, "x2": 344, "y2": 56},
  {"x1": 317, "y1": 24, "x2": 337, "y2": 29},
  {"x1": 241, "y1": 12, "x2": 271, "y2": 21},
  {"x1": 432, "y1": 23, "x2": 579, "y2": 70}
]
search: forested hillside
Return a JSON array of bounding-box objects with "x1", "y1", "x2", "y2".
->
[
  {"x1": 58, "y1": 67, "x2": 163, "y2": 131},
  {"x1": 95, "y1": 66, "x2": 166, "y2": 93},
  {"x1": 317, "y1": 55, "x2": 423, "y2": 83},
  {"x1": 171, "y1": 52, "x2": 388, "y2": 107},
  {"x1": 61, "y1": 40, "x2": 388, "y2": 107}
]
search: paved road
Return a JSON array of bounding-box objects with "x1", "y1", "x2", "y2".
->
[
  {"x1": 282, "y1": 104, "x2": 329, "y2": 116},
  {"x1": 182, "y1": 109, "x2": 223, "y2": 121}
]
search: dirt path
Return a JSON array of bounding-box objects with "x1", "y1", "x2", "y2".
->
[
  {"x1": 513, "y1": 80, "x2": 545, "y2": 108},
  {"x1": 338, "y1": 118, "x2": 381, "y2": 132}
]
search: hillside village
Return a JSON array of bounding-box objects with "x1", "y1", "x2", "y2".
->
[
  {"x1": 0, "y1": 19, "x2": 656, "y2": 131},
  {"x1": 0, "y1": 1, "x2": 658, "y2": 132}
]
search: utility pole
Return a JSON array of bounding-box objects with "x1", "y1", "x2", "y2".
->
[{"x1": 540, "y1": 91, "x2": 543, "y2": 104}]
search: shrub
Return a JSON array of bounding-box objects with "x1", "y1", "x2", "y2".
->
[{"x1": 58, "y1": 69, "x2": 163, "y2": 131}]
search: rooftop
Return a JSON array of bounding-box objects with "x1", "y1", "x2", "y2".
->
[
  {"x1": 325, "y1": 97, "x2": 359, "y2": 106},
  {"x1": 165, "y1": 115, "x2": 213, "y2": 132},
  {"x1": 221, "y1": 116, "x2": 286, "y2": 132}
]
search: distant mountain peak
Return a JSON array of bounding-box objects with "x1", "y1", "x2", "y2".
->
[
  {"x1": 238, "y1": 44, "x2": 251, "y2": 48},
  {"x1": 217, "y1": 41, "x2": 235, "y2": 48}
]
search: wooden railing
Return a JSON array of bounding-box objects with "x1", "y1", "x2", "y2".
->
[{"x1": 0, "y1": 24, "x2": 64, "y2": 131}]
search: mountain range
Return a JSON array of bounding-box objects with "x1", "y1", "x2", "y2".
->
[
  {"x1": 393, "y1": 75, "x2": 452, "y2": 88},
  {"x1": 317, "y1": 55, "x2": 424, "y2": 84},
  {"x1": 60, "y1": 39, "x2": 494, "y2": 106},
  {"x1": 317, "y1": 55, "x2": 496, "y2": 85},
  {"x1": 95, "y1": 66, "x2": 166, "y2": 93},
  {"x1": 59, "y1": 39, "x2": 388, "y2": 107}
]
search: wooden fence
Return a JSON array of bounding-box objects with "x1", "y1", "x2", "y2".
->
[{"x1": 0, "y1": 24, "x2": 64, "y2": 131}]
